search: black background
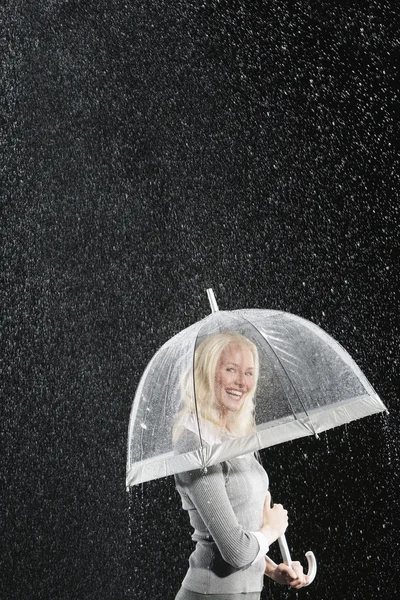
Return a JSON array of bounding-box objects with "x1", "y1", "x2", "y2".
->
[{"x1": 2, "y1": 1, "x2": 399, "y2": 599}]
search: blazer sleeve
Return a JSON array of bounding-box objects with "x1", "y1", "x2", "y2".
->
[{"x1": 175, "y1": 462, "x2": 265, "y2": 569}]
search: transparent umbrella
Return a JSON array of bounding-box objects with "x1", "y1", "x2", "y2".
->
[{"x1": 126, "y1": 289, "x2": 387, "y2": 585}]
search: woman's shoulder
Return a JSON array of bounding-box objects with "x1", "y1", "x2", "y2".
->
[
  {"x1": 174, "y1": 427, "x2": 203, "y2": 455},
  {"x1": 174, "y1": 428, "x2": 229, "y2": 488}
]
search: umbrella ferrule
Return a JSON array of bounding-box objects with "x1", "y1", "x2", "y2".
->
[{"x1": 206, "y1": 288, "x2": 219, "y2": 313}]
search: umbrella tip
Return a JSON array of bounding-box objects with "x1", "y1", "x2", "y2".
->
[{"x1": 206, "y1": 288, "x2": 219, "y2": 313}]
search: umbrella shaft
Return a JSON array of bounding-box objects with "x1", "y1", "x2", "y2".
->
[{"x1": 278, "y1": 535, "x2": 292, "y2": 566}]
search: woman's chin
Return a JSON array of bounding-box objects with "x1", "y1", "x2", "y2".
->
[{"x1": 223, "y1": 400, "x2": 244, "y2": 413}]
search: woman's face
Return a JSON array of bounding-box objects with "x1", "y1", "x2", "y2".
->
[{"x1": 214, "y1": 344, "x2": 255, "y2": 416}]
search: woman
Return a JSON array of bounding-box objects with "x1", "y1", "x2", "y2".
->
[{"x1": 173, "y1": 331, "x2": 309, "y2": 599}]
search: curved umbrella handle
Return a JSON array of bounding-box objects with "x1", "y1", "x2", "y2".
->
[
  {"x1": 304, "y1": 550, "x2": 317, "y2": 585},
  {"x1": 278, "y1": 535, "x2": 317, "y2": 586}
]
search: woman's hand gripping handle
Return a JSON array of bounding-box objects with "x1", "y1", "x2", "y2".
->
[{"x1": 257, "y1": 490, "x2": 288, "y2": 546}]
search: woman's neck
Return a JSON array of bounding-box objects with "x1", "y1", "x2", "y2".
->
[{"x1": 218, "y1": 413, "x2": 229, "y2": 430}]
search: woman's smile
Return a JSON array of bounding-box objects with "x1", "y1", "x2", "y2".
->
[{"x1": 224, "y1": 389, "x2": 244, "y2": 401}]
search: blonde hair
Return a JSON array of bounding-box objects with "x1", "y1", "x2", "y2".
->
[{"x1": 172, "y1": 331, "x2": 259, "y2": 444}]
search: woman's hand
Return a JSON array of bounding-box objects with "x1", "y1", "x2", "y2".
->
[
  {"x1": 265, "y1": 558, "x2": 310, "y2": 589},
  {"x1": 258, "y1": 491, "x2": 288, "y2": 545}
]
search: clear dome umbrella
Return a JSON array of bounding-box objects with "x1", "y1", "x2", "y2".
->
[{"x1": 126, "y1": 289, "x2": 387, "y2": 585}]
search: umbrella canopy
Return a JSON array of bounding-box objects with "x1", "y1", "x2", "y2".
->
[{"x1": 126, "y1": 290, "x2": 387, "y2": 489}]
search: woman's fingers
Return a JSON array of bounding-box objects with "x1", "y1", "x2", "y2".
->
[
  {"x1": 289, "y1": 561, "x2": 308, "y2": 589},
  {"x1": 262, "y1": 492, "x2": 288, "y2": 537},
  {"x1": 292, "y1": 577, "x2": 309, "y2": 589},
  {"x1": 277, "y1": 564, "x2": 297, "y2": 581}
]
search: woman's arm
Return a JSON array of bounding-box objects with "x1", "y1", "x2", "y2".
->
[
  {"x1": 176, "y1": 462, "x2": 260, "y2": 568},
  {"x1": 176, "y1": 464, "x2": 287, "y2": 570}
]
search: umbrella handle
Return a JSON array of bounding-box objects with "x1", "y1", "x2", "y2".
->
[{"x1": 278, "y1": 535, "x2": 317, "y2": 586}]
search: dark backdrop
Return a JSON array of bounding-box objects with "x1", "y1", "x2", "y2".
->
[{"x1": 2, "y1": 1, "x2": 399, "y2": 599}]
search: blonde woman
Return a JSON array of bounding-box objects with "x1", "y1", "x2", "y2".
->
[{"x1": 173, "y1": 332, "x2": 309, "y2": 600}]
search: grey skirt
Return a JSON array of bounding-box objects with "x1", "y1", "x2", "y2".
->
[{"x1": 174, "y1": 587, "x2": 261, "y2": 600}]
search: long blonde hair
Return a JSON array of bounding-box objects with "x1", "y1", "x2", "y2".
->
[{"x1": 172, "y1": 331, "x2": 259, "y2": 444}]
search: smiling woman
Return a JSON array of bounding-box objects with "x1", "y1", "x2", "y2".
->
[
  {"x1": 215, "y1": 344, "x2": 256, "y2": 419},
  {"x1": 172, "y1": 332, "x2": 309, "y2": 599},
  {"x1": 172, "y1": 332, "x2": 260, "y2": 444}
]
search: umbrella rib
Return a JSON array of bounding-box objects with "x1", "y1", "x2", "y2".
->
[
  {"x1": 191, "y1": 319, "x2": 213, "y2": 472},
  {"x1": 238, "y1": 315, "x2": 318, "y2": 435}
]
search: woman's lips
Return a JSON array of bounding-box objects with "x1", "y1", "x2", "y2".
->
[{"x1": 226, "y1": 389, "x2": 243, "y2": 399}]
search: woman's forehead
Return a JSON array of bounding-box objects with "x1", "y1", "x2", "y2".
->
[{"x1": 219, "y1": 344, "x2": 254, "y2": 364}]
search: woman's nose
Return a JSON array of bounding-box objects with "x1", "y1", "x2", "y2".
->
[{"x1": 235, "y1": 373, "x2": 245, "y2": 387}]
